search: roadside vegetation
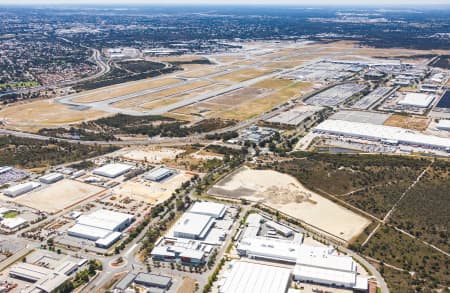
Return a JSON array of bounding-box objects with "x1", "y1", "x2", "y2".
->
[{"x1": 0, "y1": 135, "x2": 118, "y2": 168}]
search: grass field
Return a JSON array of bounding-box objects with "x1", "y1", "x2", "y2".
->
[
  {"x1": 72, "y1": 78, "x2": 181, "y2": 103},
  {"x1": 384, "y1": 114, "x2": 430, "y2": 131},
  {"x1": 0, "y1": 99, "x2": 108, "y2": 132}
]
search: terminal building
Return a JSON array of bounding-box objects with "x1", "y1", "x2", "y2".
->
[
  {"x1": 93, "y1": 163, "x2": 132, "y2": 178},
  {"x1": 68, "y1": 209, "x2": 134, "y2": 248}
]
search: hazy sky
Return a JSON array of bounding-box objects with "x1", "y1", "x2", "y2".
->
[{"x1": 1, "y1": 0, "x2": 450, "y2": 5}]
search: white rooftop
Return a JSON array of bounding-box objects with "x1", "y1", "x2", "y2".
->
[
  {"x1": 398, "y1": 93, "x2": 434, "y2": 108},
  {"x1": 237, "y1": 237, "x2": 305, "y2": 263},
  {"x1": 437, "y1": 120, "x2": 450, "y2": 130},
  {"x1": 68, "y1": 223, "x2": 111, "y2": 240},
  {"x1": 219, "y1": 261, "x2": 291, "y2": 293},
  {"x1": 189, "y1": 201, "x2": 227, "y2": 218},
  {"x1": 1, "y1": 217, "x2": 27, "y2": 230},
  {"x1": 172, "y1": 212, "x2": 214, "y2": 239},
  {"x1": 314, "y1": 119, "x2": 450, "y2": 149},
  {"x1": 76, "y1": 209, "x2": 133, "y2": 231},
  {"x1": 93, "y1": 163, "x2": 132, "y2": 178}
]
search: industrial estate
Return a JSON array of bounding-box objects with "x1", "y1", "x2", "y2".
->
[{"x1": 0, "y1": 4, "x2": 449, "y2": 293}]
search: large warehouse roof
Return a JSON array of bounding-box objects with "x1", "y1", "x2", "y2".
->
[
  {"x1": 314, "y1": 119, "x2": 450, "y2": 149},
  {"x1": 189, "y1": 201, "x2": 227, "y2": 219},
  {"x1": 68, "y1": 223, "x2": 112, "y2": 240},
  {"x1": 145, "y1": 167, "x2": 173, "y2": 182},
  {"x1": 237, "y1": 237, "x2": 304, "y2": 263},
  {"x1": 172, "y1": 212, "x2": 214, "y2": 239},
  {"x1": 93, "y1": 163, "x2": 132, "y2": 178},
  {"x1": 76, "y1": 209, "x2": 134, "y2": 231},
  {"x1": 398, "y1": 93, "x2": 434, "y2": 108},
  {"x1": 219, "y1": 261, "x2": 291, "y2": 293}
]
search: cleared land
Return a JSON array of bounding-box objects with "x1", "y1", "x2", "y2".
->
[
  {"x1": 72, "y1": 78, "x2": 181, "y2": 103},
  {"x1": 384, "y1": 114, "x2": 430, "y2": 131},
  {"x1": 109, "y1": 147, "x2": 185, "y2": 163},
  {"x1": 113, "y1": 172, "x2": 192, "y2": 204},
  {"x1": 0, "y1": 99, "x2": 108, "y2": 132},
  {"x1": 5, "y1": 179, "x2": 105, "y2": 213},
  {"x1": 210, "y1": 166, "x2": 370, "y2": 241}
]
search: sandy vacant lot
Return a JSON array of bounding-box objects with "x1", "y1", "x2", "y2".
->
[
  {"x1": 109, "y1": 147, "x2": 185, "y2": 163},
  {"x1": 0, "y1": 99, "x2": 108, "y2": 132},
  {"x1": 384, "y1": 114, "x2": 430, "y2": 131},
  {"x1": 210, "y1": 167, "x2": 370, "y2": 241},
  {"x1": 113, "y1": 172, "x2": 192, "y2": 204},
  {"x1": 6, "y1": 179, "x2": 105, "y2": 213}
]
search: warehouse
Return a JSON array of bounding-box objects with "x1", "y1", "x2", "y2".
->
[
  {"x1": 0, "y1": 217, "x2": 28, "y2": 232},
  {"x1": 436, "y1": 120, "x2": 450, "y2": 131},
  {"x1": 398, "y1": 93, "x2": 434, "y2": 108},
  {"x1": 314, "y1": 119, "x2": 450, "y2": 150},
  {"x1": 172, "y1": 212, "x2": 214, "y2": 240},
  {"x1": 293, "y1": 246, "x2": 368, "y2": 291},
  {"x1": 237, "y1": 237, "x2": 304, "y2": 264},
  {"x1": 218, "y1": 261, "x2": 291, "y2": 293},
  {"x1": 3, "y1": 182, "x2": 41, "y2": 197},
  {"x1": 67, "y1": 209, "x2": 134, "y2": 248},
  {"x1": 134, "y1": 273, "x2": 172, "y2": 290},
  {"x1": 189, "y1": 201, "x2": 227, "y2": 219},
  {"x1": 9, "y1": 263, "x2": 54, "y2": 283},
  {"x1": 93, "y1": 163, "x2": 132, "y2": 178},
  {"x1": 39, "y1": 172, "x2": 64, "y2": 184},
  {"x1": 144, "y1": 167, "x2": 174, "y2": 182}
]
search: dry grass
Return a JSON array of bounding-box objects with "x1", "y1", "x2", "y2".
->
[
  {"x1": 384, "y1": 114, "x2": 430, "y2": 131},
  {"x1": 72, "y1": 78, "x2": 181, "y2": 103},
  {"x1": 111, "y1": 80, "x2": 212, "y2": 109},
  {"x1": 0, "y1": 99, "x2": 108, "y2": 132},
  {"x1": 176, "y1": 277, "x2": 197, "y2": 293},
  {"x1": 212, "y1": 67, "x2": 276, "y2": 83},
  {"x1": 207, "y1": 87, "x2": 269, "y2": 106},
  {"x1": 253, "y1": 78, "x2": 294, "y2": 90}
]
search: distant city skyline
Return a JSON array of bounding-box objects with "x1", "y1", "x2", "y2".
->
[{"x1": 1, "y1": 0, "x2": 450, "y2": 5}]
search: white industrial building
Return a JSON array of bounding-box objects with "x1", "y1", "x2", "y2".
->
[
  {"x1": 398, "y1": 93, "x2": 434, "y2": 108},
  {"x1": 144, "y1": 167, "x2": 173, "y2": 182},
  {"x1": 436, "y1": 120, "x2": 450, "y2": 131},
  {"x1": 0, "y1": 217, "x2": 28, "y2": 232},
  {"x1": 39, "y1": 172, "x2": 64, "y2": 184},
  {"x1": 218, "y1": 261, "x2": 291, "y2": 293},
  {"x1": 237, "y1": 237, "x2": 304, "y2": 264},
  {"x1": 314, "y1": 119, "x2": 450, "y2": 150},
  {"x1": 3, "y1": 182, "x2": 41, "y2": 197},
  {"x1": 293, "y1": 246, "x2": 368, "y2": 291},
  {"x1": 189, "y1": 201, "x2": 227, "y2": 219},
  {"x1": 93, "y1": 163, "x2": 132, "y2": 178},
  {"x1": 172, "y1": 212, "x2": 214, "y2": 240},
  {"x1": 68, "y1": 209, "x2": 133, "y2": 248}
]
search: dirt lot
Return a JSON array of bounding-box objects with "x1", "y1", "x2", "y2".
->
[
  {"x1": 209, "y1": 167, "x2": 370, "y2": 241},
  {"x1": 109, "y1": 147, "x2": 185, "y2": 163},
  {"x1": 5, "y1": 179, "x2": 105, "y2": 213},
  {"x1": 384, "y1": 114, "x2": 430, "y2": 131},
  {"x1": 176, "y1": 277, "x2": 197, "y2": 293},
  {"x1": 72, "y1": 78, "x2": 181, "y2": 103},
  {"x1": 0, "y1": 99, "x2": 108, "y2": 132},
  {"x1": 113, "y1": 172, "x2": 192, "y2": 204}
]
